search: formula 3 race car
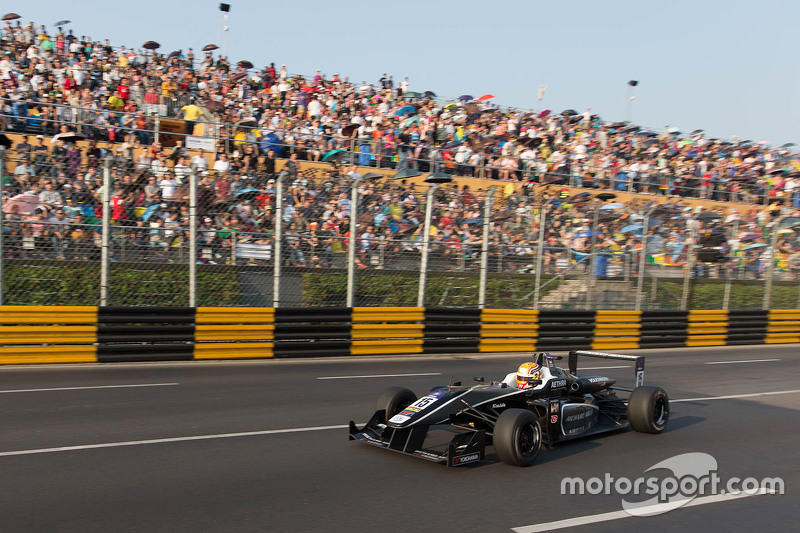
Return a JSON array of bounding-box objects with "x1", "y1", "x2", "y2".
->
[{"x1": 349, "y1": 351, "x2": 669, "y2": 467}]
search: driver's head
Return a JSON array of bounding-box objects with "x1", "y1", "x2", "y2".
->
[{"x1": 516, "y1": 362, "x2": 542, "y2": 389}]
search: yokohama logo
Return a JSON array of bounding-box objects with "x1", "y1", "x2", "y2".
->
[{"x1": 453, "y1": 453, "x2": 480, "y2": 465}]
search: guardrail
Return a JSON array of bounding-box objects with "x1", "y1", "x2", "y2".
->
[{"x1": 0, "y1": 305, "x2": 798, "y2": 364}]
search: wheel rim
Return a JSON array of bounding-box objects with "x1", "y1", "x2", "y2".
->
[
  {"x1": 518, "y1": 423, "x2": 540, "y2": 456},
  {"x1": 653, "y1": 397, "x2": 667, "y2": 426}
]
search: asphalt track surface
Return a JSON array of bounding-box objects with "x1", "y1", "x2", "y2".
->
[{"x1": 0, "y1": 345, "x2": 797, "y2": 532}]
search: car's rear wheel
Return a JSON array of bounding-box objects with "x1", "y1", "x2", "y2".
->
[
  {"x1": 376, "y1": 387, "x2": 417, "y2": 422},
  {"x1": 627, "y1": 386, "x2": 669, "y2": 433},
  {"x1": 493, "y1": 409, "x2": 542, "y2": 467}
]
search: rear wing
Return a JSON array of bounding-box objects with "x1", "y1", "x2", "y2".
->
[{"x1": 568, "y1": 350, "x2": 645, "y2": 387}]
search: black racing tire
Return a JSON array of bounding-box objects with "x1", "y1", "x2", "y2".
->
[
  {"x1": 627, "y1": 386, "x2": 669, "y2": 433},
  {"x1": 376, "y1": 387, "x2": 417, "y2": 422},
  {"x1": 493, "y1": 409, "x2": 542, "y2": 467}
]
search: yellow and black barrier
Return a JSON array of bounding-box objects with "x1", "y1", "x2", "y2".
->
[{"x1": 0, "y1": 305, "x2": 798, "y2": 364}]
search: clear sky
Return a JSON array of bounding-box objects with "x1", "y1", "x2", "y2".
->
[{"x1": 12, "y1": 0, "x2": 800, "y2": 147}]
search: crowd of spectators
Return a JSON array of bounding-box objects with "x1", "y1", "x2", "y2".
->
[{"x1": 1, "y1": 18, "x2": 800, "y2": 278}]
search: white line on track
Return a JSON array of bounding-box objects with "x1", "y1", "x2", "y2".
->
[
  {"x1": 317, "y1": 372, "x2": 442, "y2": 380},
  {"x1": 511, "y1": 488, "x2": 776, "y2": 532},
  {"x1": 0, "y1": 383, "x2": 179, "y2": 394},
  {"x1": 672, "y1": 389, "x2": 800, "y2": 403},
  {"x1": 704, "y1": 359, "x2": 781, "y2": 365},
  {"x1": 0, "y1": 424, "x2": 350, "y2": 457}
]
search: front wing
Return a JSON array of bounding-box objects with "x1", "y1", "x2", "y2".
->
[{"x1": 349, "y1": 410, "x2": 486, "y2": 467}]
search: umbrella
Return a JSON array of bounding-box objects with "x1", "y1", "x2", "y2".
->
[
  {"x1": 402, "y1": 91, "x2": 422, "y2": 99},
  {"x1": 54, "y1": 19, "x2": 71, "y2": 28},
  {"x1": 236, "y1": 117, "x2": 258, "y2": 128},
  {"x1": 647, "y1": 218, "x2": 663, "y2": 228},
  {"x1": 141, "y1": 204, "x2": 161, "y2": 222},
  {"x1": 780, "y1": 142, "x2": 796, "y2": 148},
  {"x1": 518, "y1": 137, "x2": 543, "y2": 149},
  {"x1": 477, "y1": 94, "x2": 495, "y2": 102},
  {"x1": 394, "y1": 105, "x2": 416, "y2": 117},
  {"x1": 620, "y1": 124, "x2": 639, "y2": 133},
  {"x1": 442, "y1": 140, "x2": 462, "y2": 150},
  {"x1": 464, "y1": 218, "x2": 484, "y2": 225},
  {"x1": 599, "y1": 202, "x2": 625, "y2": 210},
  {"x1": 561, "y1": 109, "x2": 578, "y2": 116},
  {"x1": 777, "y1": 229, "x2": 795, "y2": 235},
  {"x1": 539, "y1": 175, "x2": 565, "y2": 185},
  {"x1": 51, "y1": 132, "x2": 86, "y2": 143},
  {"x1": 167, "y1": 50, "x2": 181, "y2": 59},
  {"x1": 738, "y1": 233, "x2": 761, "y2": 242},
  {"x1": 2, "y1": 193, "x2": 41, "y2": 214},
  {"x1": 691, "y1": 129, "x2": 704, "y2": 135},
  {"x1": 361, "y1": 172, "x2": 384, "y2": 180},
  {"x1": 742, "y1": 243, "x2": 767, "y2": 251},
  {"x1": 638, "y1": 130, "x2": 659, "y2": 137},
  {"x1": 234, "y1": 188, "x2": 261, "y2": 199},
  {"x1": 568, "y1": 192, "x2": 591, "y2": 202},
  {"x1": 621, "y1": 223, "x2": 644, "y2": 234},
  {"x1": 424, "y1": 91, "x2": 437, "y2": 98},
  {"x1": 0, "y1": 133, "x2": 12, "y2": 148},
  {"x1": 342, "y1": 123, "x2": 360, "y2": 137},
  {"x1": 443, "y1": 103, "x2": 458, "y2": 110},
  {"x1": 596, "y1": 192, "x2": 617, "y2": 201},
  {"x1": 538, "y1": 109, "x2": 551, "y2": 118},
  {"x1": 322, "y1": 149, "x2": 346, "y2": 162},
  {"x1": 392, "y1": 169, "x2": 423, "y2": 180},
  {"x1": 568, "y1": 115, "x2": 583, "y2": 123},
  {"x1": 668, "y1": 127, "x2": 681, "y2": 134},
  {"x1": 458, "y1": 95, "x2": 474, "y2": 102},
  {"x1": 696, "y1": 211, "x2": 721, "y2": 221},
  {"x1": 402, "y1": 116, "x2": 420, "y2": 127},
  {"x1": 203, "y1": 100, "x2": 224, "y2": 112},
  {"x1": 238, "y1": 60, "x2": 254, "y2": 69},
  {"x1": 425, "y1": 172, "x2": 453, "y2": 184},
  {"x1": 2, "y1": 13, "x2": 20, "y2": 21},
  {"x1": 202, "y1": 44, "x2": 219, "y2": 52},
  {"x1": 577, "y1": 231, "x2": 601, "y2": 238},
  {"x1": 143, "y1": 41, "x2": 161, "y2": 50}
]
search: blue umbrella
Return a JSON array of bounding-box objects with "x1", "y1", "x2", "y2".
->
[
  {"x1": 621, "y1": 223, "x2": 643, "y2": 234},
  {"x1": 577, "y1": 231, "x2": 601, "y2": 238},
  {"x1": 395, "y1": 105, "x2": 416, "y2": 117},
  {"x1": 235, "y1": 188, "x2": 261, "y2": 199},
  {"x1": 141, "y1": 204, "x2": 160, "y2": 222},
  {"x1": 599, "y1": 202, "x2": 625, "y2": 210},
  {"x1": 458, "y1": 95, "x2": 474, "y2": 102}
]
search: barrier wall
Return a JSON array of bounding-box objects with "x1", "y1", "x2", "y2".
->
[{"x1": 0, "y1": 305, "x2": 798, "y2": 364}]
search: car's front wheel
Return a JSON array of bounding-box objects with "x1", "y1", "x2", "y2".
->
[
  {"x1": 376, "y1": 387, "x2": 417, "y2": 422},
  {"x1": 493, "y1": 409, "x2": 542, "y2": 467},
  {"x1": 627, "y1": 386, "x2": 669, "y2": 433}
]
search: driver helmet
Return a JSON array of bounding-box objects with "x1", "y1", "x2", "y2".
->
[{"x1": 516, "y1": 362, "x2": 542, "y2": 389}]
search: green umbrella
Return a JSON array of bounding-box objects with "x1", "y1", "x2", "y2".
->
[
  {"x1": 402, "y1": 116, "x2": 420, "y2": 127},
  {"x1": 322, "y1": 149, "x2": 346, "y2": 162},
  {"x1": 742, "y1": 243, "x2": 767, "y2": 250},
  {"x1": 402, "y1": 91, "x2": 422, "y2": 99}
]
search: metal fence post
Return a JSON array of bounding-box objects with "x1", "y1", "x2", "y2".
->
[
  {"x1": 636, "y1": 206, "x2": 656, "y2": 311},
  {"x1": 477, "y1": 188, "x2": 496, "y2": 309},
  {"x1": 189, "y1": 165, "x2": 198, "y2": 307},
  {"x1": 722, "y1": 219, "x2": 739, "y2": 311},
  {"x1": 100, "y1": 157, "x2": 113, "y2": 306},
  {"x1": 346, "y1": 177, "x2": 362, "y2": 308},
  {"x1": 0, "y1": 147, "x2": 5, "y2": 306},
  {"x1": 417, "y1": 184, "x2": 437, "y2": 308},
  {"x1": 273, "y1": 170, "x2": 287, "y2": 308},
  {"x1": 763, "y1": 216, "x2": 788, "y2": 310},
  {"x1": 533, "y1": 200, "x2": 552, "y2": 309},
  {"x1": 681, "y1": 216, "x2": 697, "y2": 310}
]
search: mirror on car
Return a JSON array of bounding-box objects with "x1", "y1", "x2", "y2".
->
[{"x1": 474, "y1": 376, "x2": 485, "y2": 383}]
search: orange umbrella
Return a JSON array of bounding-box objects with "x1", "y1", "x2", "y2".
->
[{"x1": 476, "y1": 94, "x2": 495, "y2": 102}]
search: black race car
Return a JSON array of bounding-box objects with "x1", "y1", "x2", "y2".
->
[{"x1": 349, "y1": 350, "x2": 669, "y2": 467}]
